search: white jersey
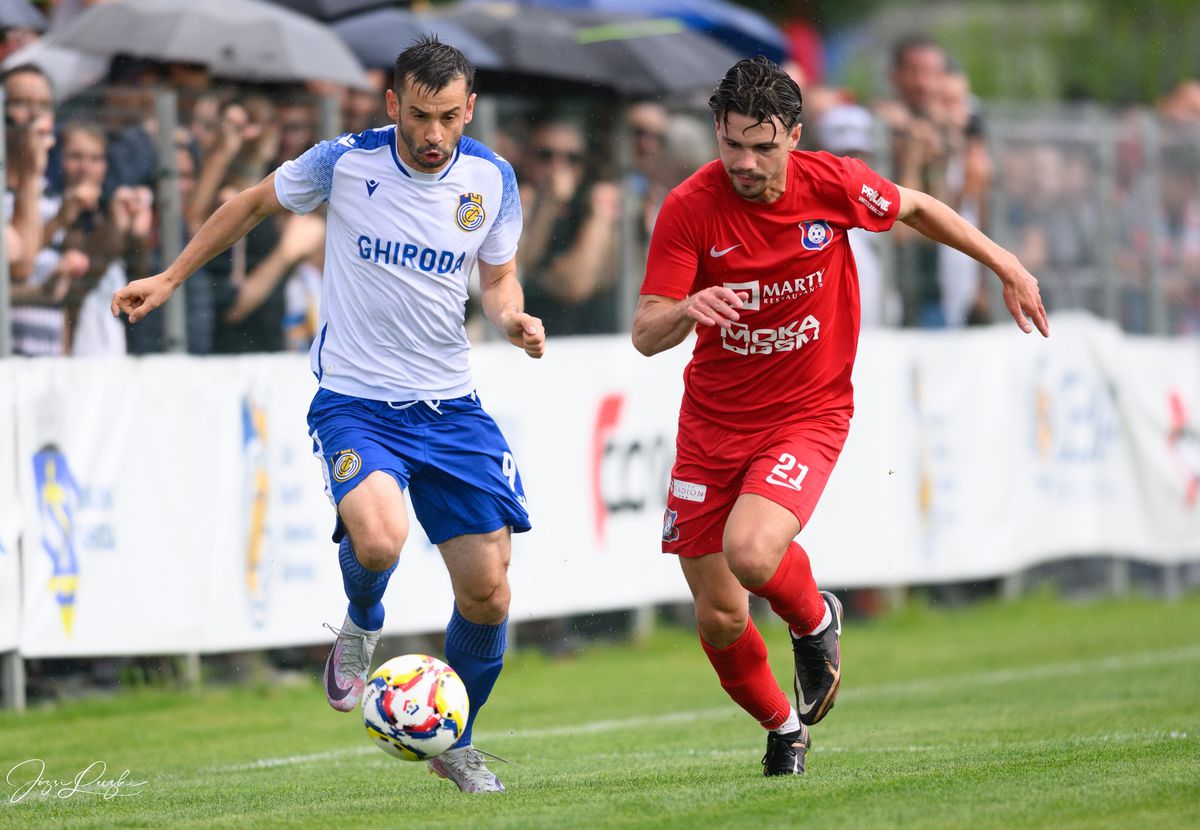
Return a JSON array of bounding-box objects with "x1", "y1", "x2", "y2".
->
[{"x1": 274, "y1": 127, "x2": 521, "y2": 401}]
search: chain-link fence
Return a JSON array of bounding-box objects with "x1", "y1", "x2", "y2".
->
[
  {"x1": 2, "y1": 85, "x2": 1198, "y2": 356},
  {"x1": 987, "y1": 107, "x2": 1200, "y2": 336}
]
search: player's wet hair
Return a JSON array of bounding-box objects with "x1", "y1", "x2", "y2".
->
[
  {"x1": 708, "y1": 56, "x2": 803, "y2": 135},
  {"x1": 393, "y1": 35, "x2": 475, "y2": 98}
]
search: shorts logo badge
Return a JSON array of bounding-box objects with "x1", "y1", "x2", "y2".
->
[
  {"x1": 456, "y1": 192, "x2": 486, "y2": 232},
  {"x1": 672, "y1": 478, "x2": 707, "y2": 503},
  {"x1": 662, "y1": 507, "x2": 680, "y2": 543},
  {"x1": 799, "y1": 220, "x2": 833, "y2": 251},
  {"x1": 332, "y1": 449, "x2": 362, "y2": 482}
]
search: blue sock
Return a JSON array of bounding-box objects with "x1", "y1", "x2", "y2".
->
[
  {"x1": 444, "y1": 606, "x2": 507, "y2": 749},
  {"x1": 337, "y1": 537, "x2": 395, "y2": 631}
]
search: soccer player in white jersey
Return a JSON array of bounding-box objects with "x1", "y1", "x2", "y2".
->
[{"x1": 111, "y1": 38, "x2": 544, "y2": 793}]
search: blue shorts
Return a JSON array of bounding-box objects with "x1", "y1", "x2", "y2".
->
[{"x1": 306, "y1": 388, "x2": 531, "y2": 546}]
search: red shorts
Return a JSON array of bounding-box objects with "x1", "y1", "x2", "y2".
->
[{"x1": 661, "y1": 409, "x2": 850, "y2": 556}]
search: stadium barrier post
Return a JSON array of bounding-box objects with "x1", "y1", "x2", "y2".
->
[
  {"x1": 631, "y1": 605, "x2": 655, "y2": 644},
  {"x1": 1162, "y1": 562, "x2": 1182, "y2": 603},
  {"x1": 616, "y1": 103, "x2": 639, "y2": 334},
  {"x1": 1095, "y1": 111, "x2": 1122, "y2": 324},
  {"x1": 1001, "y1": 570, "x2": 1023, "y2": 601},
  {"x1": 1107, "y1": 556, "x2": 1131, "y2": 598},
  {"x1": 871, "y1": 114, "x2": 898, "y2": 327},
  {"x1": 177, "y1": 652, "x2": 201, "y2": 690},
  {"x1": 1138, "y1": 112, "x2": 1168, "y2": 336},
  {"x1": 154, "y1": 88, "x2": 186, "y2": 353},
  {"x1": 0, "y1": 651, "x2": 25, "y2": 711},
  {"x1": 317, "y1": 90, "x2": 341, "y2": 142},
  {"x1": 505, "y1": 618, "x2": 518, "y2": 654}
]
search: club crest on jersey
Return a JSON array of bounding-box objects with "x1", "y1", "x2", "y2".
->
[
  {"x1": 661, "y1": 507, "x2": 680, "y2": 543},
  {"x1": 456, "y1": 192, "x2": 486, "y2": 232},
  {"x1": 799, "y1": 220, "x2": 833, "y2": 251},
  {"x1": 332, "y1": 450, "x2": 361, "y2": 482}
]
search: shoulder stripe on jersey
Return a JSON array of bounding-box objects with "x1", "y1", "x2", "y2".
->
[
  {"x1": 287, "y1": 126, "x2": 394, "y2": 205},
  {"x1": 457, "y1": 136, "x2": 520, "y2": 231}
]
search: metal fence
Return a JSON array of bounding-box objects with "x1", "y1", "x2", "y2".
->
[
  {"x1": 2, "y1": 90, "x2": 1198, "y2": 363},
  {"x1": 986, "y1": 106, "x2": 1200, "y2": 337}
]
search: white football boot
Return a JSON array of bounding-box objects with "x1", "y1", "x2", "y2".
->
[
  {"x1": 322, "y1": 615, "x2": 381, "y2": 712},
  {"x1": 428, "y1": 745, "x2": 506, "y2": 793}
]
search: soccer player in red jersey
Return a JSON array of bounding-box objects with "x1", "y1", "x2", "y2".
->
[{"x1": 633, "y1": 57, "x2": 1048, "y2": 777}]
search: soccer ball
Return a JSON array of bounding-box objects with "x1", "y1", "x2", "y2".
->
[{"x1": 362, "y1": 654, "x2": 469, "y2": 761}]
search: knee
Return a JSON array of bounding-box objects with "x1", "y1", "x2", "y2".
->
[
  {"x1": 349, "y1": 523, "x2": 406, "y2": 571},
  {"x1": 695, "y1": 602, "x2": 749, "y2": 649},
  {"x1": 456, "y1": 575, "x2": 510, "y2": 625},
  {"x1": 722, "y1": 525, "x2": 783, "y2": 588}
]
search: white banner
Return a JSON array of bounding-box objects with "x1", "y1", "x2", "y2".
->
[
  {"x1": 0, "y1": 362, "x2": 20, "y2": 652},
  {"x1": 5, "y1": 314, "x2": 1199, "y2": 657}
]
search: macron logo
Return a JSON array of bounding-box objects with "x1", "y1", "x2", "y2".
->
[{"x1": 366, "y1": 179, "x2": 380, "y2": 197}]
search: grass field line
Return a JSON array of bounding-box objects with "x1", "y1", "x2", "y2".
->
[
  {"x1": 207, "y1": 643, "x2": 1200, "y2": 775},
  {"x1": 841, "y1": 641, "x2": 1200, "y2": 698}
]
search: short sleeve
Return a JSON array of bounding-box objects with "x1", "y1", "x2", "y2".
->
[
  {"x1": 274, "y1": 136, "x2": 355, "y2": 214},
  {"x1": 838, "y1": 156, "x2": 901, "y2": 232},
  {"x1": 478, "y1": 156, "x2": 522, "y2": 265},
  {"x1": 642, "y1": 192, "x2": 701, "y2": 299}
]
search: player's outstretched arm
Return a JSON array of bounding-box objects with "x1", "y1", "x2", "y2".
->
[
  {"x1": 896, "y1": 186, "x2": 1049, "y2": 337},
  {"x1": 111, "y1": 172, "x2": 287, "y2": 324},
  {"x1": 632, "y1": 287, "x2": 746, "y2": 356},
  {"x1": 479, "y1": 257, "x2": 544, "y2": 359}
]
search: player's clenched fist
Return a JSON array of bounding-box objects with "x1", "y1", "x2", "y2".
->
[
  {"x1": 505, "y1": 312, "x2": 545, "y2": 359},
  {"x1": 111, "y1": 273, "x2": 176, "y2": 324},
  {"x1": 684, "y1": 286, "x2": 749, "y2": 330}
]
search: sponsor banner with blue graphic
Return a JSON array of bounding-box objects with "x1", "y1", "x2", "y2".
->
[
  {"x1": 0, "y1": 363, "x2": 20, "y2": 651},
  {"x1": 2, "y1": 314, "x2": 1198, "y2": 657}
]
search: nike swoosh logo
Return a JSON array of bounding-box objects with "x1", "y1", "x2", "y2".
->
[
  {"x1": 709, "y1": 244, "x2": 741, "y2": 257},
  {"x1": 325, "y1": 655, "x2": 353, "y2": 702},
  {"x1": 797, "y1": 691, "x2": 819, "y2": 716}
]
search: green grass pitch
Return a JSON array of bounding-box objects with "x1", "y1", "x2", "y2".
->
[{"x1": 1, "y1": 593, "x2": 1197, "y2": 829}]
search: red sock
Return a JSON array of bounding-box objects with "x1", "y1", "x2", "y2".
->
[
  {"x1": 750, "y1": 541, "x2": 826, "y2": 636},
  {"x1": 699, "y1": 618, "x2": 790, "y2": 729}
]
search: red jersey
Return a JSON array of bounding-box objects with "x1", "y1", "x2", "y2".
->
[{"x1": 641, "y1": 151, "x2": 900, "y2": 430}]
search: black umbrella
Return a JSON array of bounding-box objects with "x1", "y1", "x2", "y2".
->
[
  {"x1": 332, "y1": 7, "x2": 503, "y2": 70},
  {"x1": 436, "y1": 2, "x2": 740, "y2": 97},
  {"x1": 263, "y1": 0, "x2": 398, "y2": 22},
  {"x1": 433, "y1": 2, "x2": 613, "y2": 90},
  {"x1": 0, "y1": 0, "x2": 46, "y2": 30},
  {"x1": 570, "y1": 14, "x2": 742, "y2": 97}
]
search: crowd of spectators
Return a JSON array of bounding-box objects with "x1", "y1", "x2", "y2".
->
[{"x1": 3, "y1": 7, "x2": 1198, "y2": 354}]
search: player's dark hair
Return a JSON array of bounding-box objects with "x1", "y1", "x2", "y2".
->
[
  {"x1": 393, "y1": 35, "x2": 475, "y2": 98},
  {"x1": 891, "y1": 34, "x2": 944, "y2": 70},
  {"x1": 708, "y1": 56, "x2": 803, "y2": 134}
]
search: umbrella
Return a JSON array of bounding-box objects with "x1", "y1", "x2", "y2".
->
[
  {"x1": 48, "y1": 0, "x2": 369, "y2": 88},
  {"x1": 331, "y1": 7, "x2": 503, "y2": 71},
  {"x1": 1, "y1": 39, "x2": 106, "y2": 101},
  {"x1": 0, "y1": 0, "x2": 45, "y2": 31},
  {"x1": 568, "y1": 14, "x2": 742, "y2": 97},
  {"x1": 437, "y1": 2, "x2": 741, "y2": 96},
  {"x1": 433, "y1": 2, "x2": 612, "y2": 90},
  {"x1": 509, "y1": 0, "x2": 787, "y2": 62},
  {"x1": 262, "y1": 0, "x2": 397, "y2": 22}
]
